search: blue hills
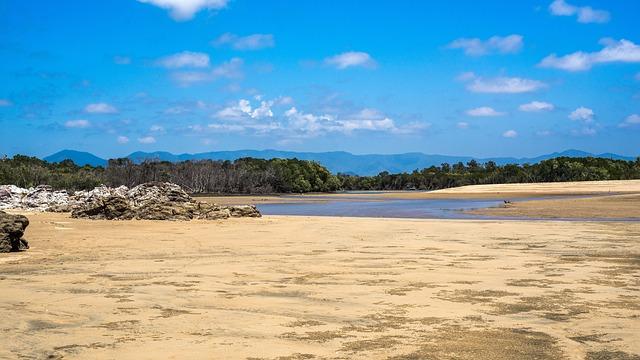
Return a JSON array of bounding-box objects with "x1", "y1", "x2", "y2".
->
[{"x1": 42, "y1": 149, "x2": 636, "y2": 176}]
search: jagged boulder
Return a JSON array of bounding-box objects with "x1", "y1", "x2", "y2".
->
[
  {"x1": 0, "y1": 211, "x2": 29, "y2": 253},
  {"x1": 227, "y1": 205, "x2": 261, "y2": 218},
  {"x1": 71, "y1": 195, "x2": 134, "y2": 220}
]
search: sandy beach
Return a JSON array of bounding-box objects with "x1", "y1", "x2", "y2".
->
[{"x1": 1, "y1": 205, "x2": 639, "y2": 359}]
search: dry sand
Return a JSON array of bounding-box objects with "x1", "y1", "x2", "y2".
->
[
  {"x1": 1, "y1": 212, "x2": 639, "y2": 359},
  {"x1": 199, "y1": 180, "x2": 640, "y2": 205}
]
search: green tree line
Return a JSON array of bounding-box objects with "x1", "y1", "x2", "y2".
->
[{"x1": 1, "y1": 154, "x2": 639, "y2": 194}]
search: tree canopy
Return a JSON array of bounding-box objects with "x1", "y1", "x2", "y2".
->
[{"x1": 1, "y1": 154, "x2": 639, "y2": 194}]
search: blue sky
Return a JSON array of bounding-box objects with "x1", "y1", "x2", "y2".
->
[{"x1": 1, "y1": 0, "x2": 639, "y2": 158}]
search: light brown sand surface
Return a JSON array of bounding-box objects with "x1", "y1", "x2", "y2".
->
[{"x1": 1, "y1": 213, "x2": 639, "y2": 359}]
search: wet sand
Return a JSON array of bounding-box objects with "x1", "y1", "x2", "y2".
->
[
  {"x1": 1, "y1": 212, "x2": 639, "y2": 359},
  {"x1": 471, "y1": 193, "x2": 640, "y2": 219}
]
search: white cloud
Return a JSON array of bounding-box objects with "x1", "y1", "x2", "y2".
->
[
  {"x1": 619, "y1": 114, "x2": 640, "y2": 128},
  {"x1": 85, "y1": 102, "x2": 118, "y2": 114},
  {"x1": 503, "y1": 130, "x2": 518, "y2": 138},
  {"x1": 171, "y1": 58, "x2": 243, "y2": 86},
  {"x1": 569, "y1": 107, "x2": 595, "y2": 122},
  {"x1": 216, "y1": 99, "x2": 274, "y2": 120},
  {"x1": 0, "y1": 99, "x2": 12, "y2": 107},
  {"x1": 448, "y1": 34, "x2": 523, "y2": 56},
  {"x1": 537, "y1": 130, "x2": 553, "y2": 136},
  {"x1": 457, "y1": 122, "x2": 469, "y2": 129},
  {"x1": 466, "y1": 107, "x2": 505, "y2": 117},
  {"x1": 113, "y1": 56, "x2": 131, "y2": 65},
  {"x1": 117, "y1": 136, "x2": 130, "y2": 144},
  {"x1": 137, "y1": 0, "x2": 228, "y2": 21},
  {"x1": 64, "y1": 119, "x2": 90, "y2": 128},
  {"x1": 519, "y1": 101, "x2": 555, "y2": 112},
  {"x1": 324, "y1": 51, "x2": 377, "y2": 69},
  {"x1": 284, "y1": 107, "x2": 426, "y2": 136},
  {"x1": 138, "y1": 136, "x2": 156, "y2": 144},
  {"x1": 157, "y1": 51, "x2": 210, "y2": 69},
  {"x1": 213, "y1": 33, "x2": 275, "y2": 50},
  {"x1": 460, "y1": 73, "x2": 547, "y2": 93},
  {"x1": 206, "y1": 96, "x2": 426, "y2": 137},
  {"x1": 549, "y1": 0, "x2": 610, "y2": 23},
  {"x1": 540, "y1": 39, "x2": 640, "y2": 71}
]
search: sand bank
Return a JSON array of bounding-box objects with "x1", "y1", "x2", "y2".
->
[
  {"x1": 199, "y1": 180, "x2": 640, "y2": 205},
  {"x1": 471, "y1": 193, "x2": 640, "y2": 219},
  {"x1": 0, "y1": 213, "x2": 638, "y2": 359}
]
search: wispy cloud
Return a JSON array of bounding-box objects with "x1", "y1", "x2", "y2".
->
[
  {"x1": 171, "y1": 58, "x2": 243, "y2": 86},
  {"x1": 117, "y1": 136, "x2": 130, "y2": 144},
  {"x1": 619, "y1": 114, "x2": 640, "y2": 128},
  {"x1": 212, "y1": 33, "x2": 275, "y2": 50},
  {"x1": 569, "y1": 107, "x2": 595, "y2": 122},
  {"x1": 549, "y1": 0, "x2": 610, "y2": 24},
  {"x1": 85, "y1": 102, "x2": 118, "y2": 114},
  {"x1": 519, "y1": 101, "x2": 555, "y2": 112},
  {"x1": 448, "y1": 34, "x2": 523, "y2": 56},
  {"x1": 138, "y1": 136, "x2": 156, "y2": 144},
  {"x1": 137, "y1": 0, "x2": 228, "y2": 21},
  {"x1": 466, "y1": 107, "x2": 505, "y2": 117},
  {"x1": 284, "y1": 107, "x2": 420, "y2": 135},
  {"x1": 460, "y1": 73, "x2": 547, "y2": 93},
  {"x1": 157, "y1": 51, "x2": 210, "y2": 69},
  {"x1": 150, "y1": 125, "x2": 165, "y2": 133},
  {"x1": 457, "y1": 122, "x2": 469, "y2": 129},
  {"x1": 540, "y1": 39, "x2": 640, "y2": 72},
  {"x1": 64, "y1": 119, "x2": 90, "y2": 128},
  {"x1": 325, "y1": 52, "x2": 377, "y2": 69},
  {"x1": 0, "y1": 99, "x2": 12, "y2": 107}
]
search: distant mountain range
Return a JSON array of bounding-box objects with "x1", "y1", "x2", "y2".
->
[{"x1": 43, "y1": 149, "x2": 636, "y2": 176}]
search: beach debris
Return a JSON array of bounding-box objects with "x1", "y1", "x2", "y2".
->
[
  {"x1": 0, "y1": 182, "x2": 261, "y2": 221},
  {"x1": 0, "y1": 210, "x2": 29, "y2": 252}
]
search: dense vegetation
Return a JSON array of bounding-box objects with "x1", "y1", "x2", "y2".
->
[{"x1": 1, "y1": 154, "x2": 639, "y2": 194}]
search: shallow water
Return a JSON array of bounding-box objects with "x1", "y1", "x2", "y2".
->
[
  {"x1": 257, "y1": 197, "x2": 639, "y2": 222},
  {"x1": 258, "y1": 198, "x2": 504, "y2": 219}
]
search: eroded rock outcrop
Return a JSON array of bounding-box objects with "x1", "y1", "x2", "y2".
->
[
  {"x1": 70, "y1": 182, "x2": 261, "y2": 221},
  {"x1": 0, "y1": 211, "x2": 29, "y2": 253},
  {"x1": 0, "y1": 182, "x2": 261, "y2": 220}
]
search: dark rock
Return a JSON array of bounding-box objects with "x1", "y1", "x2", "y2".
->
[
  {"x1": 228, "y1": 205, "x2": 261, "y2": 218},
  {"x1": 0, "y1": 210, "x2": 29, "y2": 252}
]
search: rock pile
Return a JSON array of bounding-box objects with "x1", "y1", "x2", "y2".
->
[
  {"x1": 71, "y1": 182, "x2": 261, "y2": 221},
  {"x1": 0, "y1": 211, "x2": 29, "y2": 253},
  {"x1": 0, "y1": 185, "x2": 72, "y2": 212},
  {"x1": 0, "y1": 182, "x2": 261, "y2": 220}
]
